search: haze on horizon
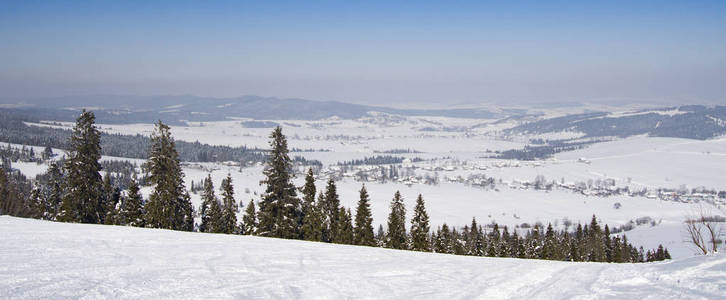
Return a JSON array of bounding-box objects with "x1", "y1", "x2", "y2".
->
[{"x1": 1, "y1": 1, "x2": 725, "y2": 107}]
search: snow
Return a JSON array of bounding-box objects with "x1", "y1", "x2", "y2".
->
[{"x1": 1, "y1": 216, "x2": 724, "y2": 299}]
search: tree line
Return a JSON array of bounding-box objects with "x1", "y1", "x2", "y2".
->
[{"x1": 0, "y1": 110, "x2": 670, "y2": 263}]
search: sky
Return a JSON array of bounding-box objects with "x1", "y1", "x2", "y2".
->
[{"x1": 1, "y1": 0, "x2": 725, "y2": 107}]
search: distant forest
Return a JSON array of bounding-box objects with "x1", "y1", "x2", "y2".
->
[{"x1": 0, "y1": 109, "x2": 318, "y2": 165}]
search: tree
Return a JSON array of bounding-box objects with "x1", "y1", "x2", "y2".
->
[
  {"x1": 43, "y1": 162, "x2": 64, "y2": 220},
  {"x1": 321, "y1": 179, "x2": 341, "y2": 243},
  {"x1": 684, "y1": 205, "x2": 723, "y2": 255},
  {"x1": 0, "y1": 166, "x2": 27, "y2": 217},
  {"x1": 467, "y1": 218, "x2": 484, "y2": 256},
  {"x1": 257, "y1": 126, "x2": 301, "y2": 238},
  {"x1": 385, "y1": 191, "x2": 407, "y2": 250},
  {"x1": 220, "y1": 173, "x2": 238, "y2": 234},
  {"x1": 241, "y1": 199, "x2": 257, "y2": 235},
  {"x1": 144, "y1": 121, "x2": 194, "y2": 231},
  {"x1": 353, "y1": 184, "x2": 375, "y2": 246},
  {"x1": 301, "y1": 168, "x2": 322, "y2": 241},
  {"x1": 121, "y1": 175, "x2": 144, "y2": 227},
  {"x1": 410, "y1": 194, "x2": 430, "y2": 251},
  {"x1": 542, "y1": 223, "x2": 557, "y2": 260},
  {"x1": 335, "y1": 208, "x2": 354, "y2": 244},
  {"x1": 199, "y1": 175, "x2": 222, "y2": 233},
  {"x1": 58, "y1": 110, "x2": 104, "y2": 224},
  {"x1": 102, "y1": 173, "x2": 121, "y2": 225}
]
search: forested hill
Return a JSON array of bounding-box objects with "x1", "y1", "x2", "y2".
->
[
  {"x1": 0, "y1": 95, "x2": 507, "y2": 124},
  {"x1": 505, "y1": 105, "x2": 726, "y2": 140},
  {"x1": 0, "y1": 109, "x2": 272, "y2": 163}
]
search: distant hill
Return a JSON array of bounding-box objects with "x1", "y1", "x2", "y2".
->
[
  {"x1": 0, "y1": 95, "x2": 505, "y2": 124},
  {"x1": 505, "y1": 105, "x2": 726, "y2": 140}
]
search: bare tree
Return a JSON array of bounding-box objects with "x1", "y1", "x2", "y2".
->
[{"x1": 684, "y1": 205, "x2": 724, "y2": 255}]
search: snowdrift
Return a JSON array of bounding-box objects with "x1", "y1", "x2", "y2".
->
[{"x1": 1, "y1": 216, "x2": 724, "y2": 299}]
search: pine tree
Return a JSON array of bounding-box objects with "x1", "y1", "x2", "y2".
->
[
  {"x1": 385, "y1": 191, "x2": 407, "y2": 250},
  {"x1": 375, "y1": 224, "x2": 386, "y2": 246},
  {"x1": 44, "y1": 162, "x2": 64, "y2": 220},
  {"x1": 321, "y1": 179, "x2": 341, "y2": 243},
  {"x1": 104, "y1": 186, "x2": 121, "y2": 225},
  {"x1": 29, "y1": 187, "x2": 44, "y2": 219},
  {"x1": 58, "y1": 110, "x2": 104, "y2": 224},
  {"x1": 241, "y1": 199, "x2": 257, "y2": 235},
  {"x1": 220, "y1": 173, "x2": 238, "y2": 234},
  {"x1": 335, "y1": 207, "x2": 354, "y2": 244},
  {"x1": 301, "y1": 168, "x2": 322, "y2": 241},
  {"x1": 102, "y1": 173, "x2": 119, "y2": 225},
  {"x1": 199, "y1": 175, "x2": 221, "y2": 233},
  {"x1": 542, "y1": 223, "x2": 556, "y2": 260},
  {"x1": 410, "y1": 194, "x2": 430, "y2": 251},
  {"x1": 604, "y1": 225, "x2": 613, "y2": 262},
  {"x1": 587, "y1": 215, "x2": 604, "y2": 261},
  {"x1": 144, "y1": 121, "x2": 194, "y2": 231},
  {"x1": 121, "y1": 175, "x2": 144, "y2": 227},
  {"x1": 257, "y1": 127, "x2": 301, "y2": 238},
  {"x1": 353, "y1": 184, "x2": 375, "y2": 246},
  {"x1": 467, "y1": 219, "x2": 484, "y2": 256},
  {"x1": 437, "y1": 223, "x2": 452, "y2": 254}
]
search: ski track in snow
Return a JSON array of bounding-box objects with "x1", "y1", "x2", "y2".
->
[{"x1": 1, "y1": 217, "x2": 724, "y2": 299}]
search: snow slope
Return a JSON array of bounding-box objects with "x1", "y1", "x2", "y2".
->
[{"x1": 1, "y1": 216, "x2": 724, "y2": 299}]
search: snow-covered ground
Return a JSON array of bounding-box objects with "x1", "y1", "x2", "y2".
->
[
  {"x1": 1, "y1": 216, "x2": 724, "y2": 299},
  {"x1": 9, "y1": 121, "x2": 726, "y2": 259}
]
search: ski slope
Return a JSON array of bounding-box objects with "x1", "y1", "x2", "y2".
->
[{"x1": 1, "y1": 216, "x2": 724, "y2": 299}]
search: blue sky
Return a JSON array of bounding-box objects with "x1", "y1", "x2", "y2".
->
[{"x1": 1, "y1": 0, "x2": 725, "y2": 106}]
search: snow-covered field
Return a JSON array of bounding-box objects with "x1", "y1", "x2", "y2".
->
[
  {"x1": 1, "y1": 216, "x2": 724, "y2": 299},
  {"x1": 11, "y1": 114, "x2": 726, "y2": 260}
]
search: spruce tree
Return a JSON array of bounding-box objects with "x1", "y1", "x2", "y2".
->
[
  {"x1": 29, "y1": 187, "x2": 44, "y2": 219},
  {"x1": 220, "y1": 173, "x2": 238, "y2": 234},
  {"x1": 257, "y1": 126, "x2": 301, "y2": 238},
  {"x1": 241, "y1": 199, "x2": 257, "y2": 235},
  {"x1": 121, "y1": 175, "x2": 144, "y2": 227},
  {"x1": 199, "y1": 175, "x2": 221, "y2": 233},
  {"x1": 301, "y1": 168, "x2": 322, "y2": 241},
  {"x1": 335, "y1": 207, "x2": 354, "y2": 244},
  {"x1": 144, "y1": 121, "x2": 194, "y2": 231},
  {"x1": 385, "y1": 191, "x2": 407, "y2": 250},
  {"x1": 322, "y1": 179, "x2": 341, "y2": 242},
  {"x1": 44, "y1": 162, "x2": 64, "y2": 220},
  {"x1": 542, "y1": 223, "x2": 557, "y2": 260},
  {"x1": 353, "y1": 184, "x2": 375, "y2": 246},
  {"x1": 58, "y1": 110, "x2": 104, "y2": 224},
  {"x1": 410, "y1": 194, "x2": 430, "y2": 251},
  {"x1": 375, "y1": 224, "x2": 386, "y2": 247},
  {"x1": 467, "y1": 218, "x2": 484, "y2": 256}
]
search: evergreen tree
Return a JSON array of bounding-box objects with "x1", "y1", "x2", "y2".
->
[
  {"x1": 437, "y1": 223, "x2": 452, "y2": 254},
  {"x1": 353, "y1": 185, "x2": 375, "y2": 246},
  {"x1": 321, "y1": 179, "x2": 341, "y2": 242},
  {"x1": 241, "y1": 199, "x2": 257, "y2": 235},
  {"x1": 301, "y1": 168, "x2": 322, "y2": 241},
  {"x1": 28, "y1": 187, "x2": 44, "y2": 219},
  {"x1": 199, "y1": 175, "x2": 222, "y2": 233},
  {"x1": 102, "y1": 173, "x2": 120, "y2": 225},
  {"x1": 58, "y1": 110, "x2": 104, "y2": 224},
  {"x1": 385, "y1": 191, "x2": 407, "y2": 250},
  {"x1": 465, "y1": 218, "x2": 483, "y2": 255},
  {"x1": 375, "y1": 224, "x2": 386, "y2": 247},
  {"x1": 220, "y1": 173, "x2": 238, "y2": 234},
  {"x1": 43, "y1": 162, "x2": 64, "y2": 220},
  {"x1": 542, "y1": 223, "x2": 557, "y2": 260},
  {"x1": 144, "y1": 121, "x2": 194, "y2": 231},
  {"x1": 410, "y1": 194, "x2": 430, "y2": 252},
  {"x1": 121, "y1": 175, "x2": 144, "y2": 227},
  {"x1": 257, "y1": 126, "x2": 301, "y2": 238},
  {"x1": 335, "y1": 207, "x2": 354, "y2": 244}
]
